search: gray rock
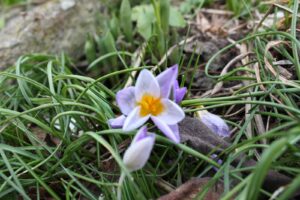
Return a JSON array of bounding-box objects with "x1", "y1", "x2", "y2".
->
[{"x1": 0, "y1": 0, "x2": 101, "y2": 69}]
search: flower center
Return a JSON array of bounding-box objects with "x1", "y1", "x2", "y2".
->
[{"x1": 138, "y1": 94, "x2": 164, "y2": 117}]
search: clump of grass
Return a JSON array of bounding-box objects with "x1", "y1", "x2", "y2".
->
[{"x1": 0, "y1": 54, "x2": 217, "y2": 199}]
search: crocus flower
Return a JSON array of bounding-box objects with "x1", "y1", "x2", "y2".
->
[
  {"x1": 197, "y1": 110, "x2": 230, "y2": 137},
  {"x1": 110, "y1": 65, "x2": 185, "y2": 143},
  {"x1": 123, "y1": 126, "x2": 155, "y2": 172}
]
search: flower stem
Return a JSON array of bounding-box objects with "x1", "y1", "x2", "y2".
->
[{"x1": 117, "y1": 172, "x2": 126, "y2": 200}]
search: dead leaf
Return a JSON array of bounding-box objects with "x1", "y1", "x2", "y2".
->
[
  {"x1": 196, "y1": 13, "x2": 211, "y2": 33},
  {"x1": 209, "y1": 14, "x2": 228, "y2": 37},
  {"x1": 278, "y1": 66, "x2": 293, "y2": 79},
  {"x1": 196, "y1": 10, "x2": 231, "y2": 37},
  {"x1": 31, "y1": 126, "x2": 47, "y2": 144},
  {"x1": 50, "y1": 135, "x2": 61, "y2": 146},
  {"x1": 157, "y1": 177, "x2": 224, "y2": 200},
  {"x1": 263, "y1": 41, "x2": 298, "y2": 86}
]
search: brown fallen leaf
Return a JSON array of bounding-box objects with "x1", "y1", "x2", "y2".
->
[
  {"x1": 49, "y1": 135, "x2": 61, "y2": 146},
  {"x1": 196, "y1": 10, "x2": 232, "y2": 37},
  {"x1": 157, "y1": 177, "x2": 224, "y2": 200},
  {"x1": 196, "y1": 12, "x2": 211, "y2": 33},
  {"x1": 31, "y1": 126, "x2": 47, "y2": 144},
  {"x1": 278, "y1": 66, "x2": 293, "y2": 79},
  {"x1": 30, "y1": 125, "x2": 63, "y2": 147}
]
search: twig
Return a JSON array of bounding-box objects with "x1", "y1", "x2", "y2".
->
[{"x1": 200, "y1": 8, "x2": 233, "y2": 16}]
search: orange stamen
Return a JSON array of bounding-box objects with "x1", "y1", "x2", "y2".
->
[{"x1": 138, "y1": 94, "x2": 164, "y2": 117}]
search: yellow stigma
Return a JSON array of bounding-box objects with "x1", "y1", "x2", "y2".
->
[{"x1": 138, "y1": 94, "x2": 164, "y2": 117}]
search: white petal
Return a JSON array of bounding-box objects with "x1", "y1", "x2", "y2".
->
[
  {"x1": 123, "y1": 133, "x2": 155, "y2": 172},
  {"x1": 152, "y1": 117, "x2": 180, "y2": 143},
  {"x1": 135, "y1": 69, "x2": 160, "y2": 101},
  {"x1": 156, "y1": 99, "x2": 185, "y2": 125},
  {"x1": 116, "y1": 87, "x2": 136, "y2": 115},
  {"x1": 123, "y1": 107, "x2": 150, "y2": 131}
]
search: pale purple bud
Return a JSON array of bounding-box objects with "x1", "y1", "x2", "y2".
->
[
  {"x1": 123, "y1": 126, "x2": 155, "y2": 172},
  {"x1": 198, "y1": 110, "x2": 230, "y2": 137},
  {"x1": 173, "y1": 80, "x2": 187, "y2": 104}
]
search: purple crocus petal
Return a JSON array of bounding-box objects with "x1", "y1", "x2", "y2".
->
[
  {"x1": 135, "y1": 69, "x2": 160, "y2": 101},
  {"x1": 123, "y1": 107, "x2": 150, "y2": 132},
  {"x1": 175, "y1": 87, "x2": 187, "y2": 104},
  {"x1": 156, "y1": 64, "x2": 178, "y2": 98},
  {"x1": 123, "y1": 128, "x2": 155, "y2": 172},
  {"x1": 151, "y1": 116, "x2": 180, "y2": 143},
  {"x1": 168, "y1": 124, "x2": 180, "y2": 142},
  {"x1": 108, "y1": 115, "x2": 126, "y2": 128},
  {"x1": 211, "y1": 154, "x2": 222, "y2": 171},
  {"x1": 174, "y1": 79, "x2": 180, "y2": 90},
  {"x1": 156, "y1": 99, "x2": 185, "y2": 125},
  {"x1": 116, "y1": 86, "x2": 136, "y2": 115},
  {"x1": 132, "y1": 126, "x2": 148, "y2": 143},
  {"x1": 199, "y1": 111, "x2": 230, "y2": 137},
  {"x1": 173, "y1": 80, "x2": 187, "y2": 104},
  {"x1": 211, "y1": 154, "x2": 223, "y2": 165}
]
